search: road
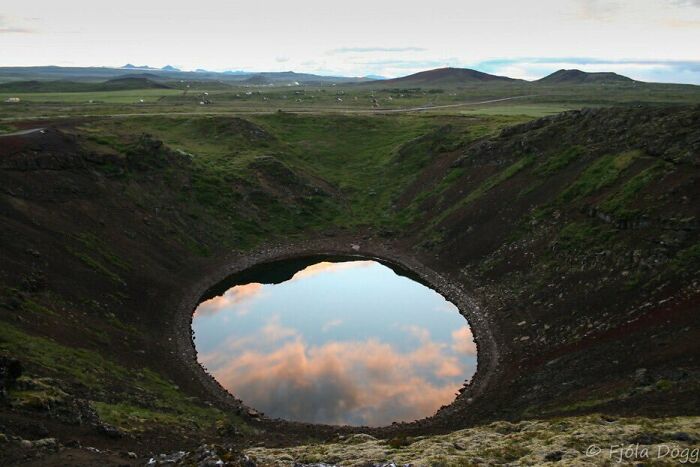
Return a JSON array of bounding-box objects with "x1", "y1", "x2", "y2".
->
[
  {"x1": 0, "y1": 127, "x2": 46, "y2": 137},
  {"x1": 381, "y1": 95, "x2": 536, "y2": 112},
  {"x1": 0, "y1": 95, "x2": 536, "y2": 125}
]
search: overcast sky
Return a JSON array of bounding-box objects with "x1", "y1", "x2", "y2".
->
[{"x1": 1, "y1": 0, "x2": 699, "y2": 83}]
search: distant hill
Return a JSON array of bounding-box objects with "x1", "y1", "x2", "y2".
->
[
  {"x1": 374, "y1": 67, "x2": 519, "y2": 86},
  {"x1": 0, "y1": 76, "x2": 172, "y2": 93},
  {"x1": 108, "y1": 72, "x2": 163, "y2": 81},
  {"x1": 0, "y1": 66, "x2": 368, "y2": 85},
  {"x1": 161, "y1": 65, "x2": 181, "y2": 72},
  {"x1": 121, "y1": 64, "x2": 158, "y2": 70},
  {"x1": 242, "y1": 74, "x2": 271, "y2": 85},
  {"x1": 537, "y1": 69, "x2": 635, "y2": 84},
  {"x1": 0, "y1": 80, "x2": 68, "y2": 92},
  {"x1": 0, "y1": 80, "x2": 104, "y2": 93},
  {"x1": 101, "y1": 76, "x2": 172, "y2": 90}
]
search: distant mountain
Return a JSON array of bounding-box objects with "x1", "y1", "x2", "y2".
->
[
  {"x1": 243, "y1": 74, "x2": 271, "y2": 85},
  {"x1": 121, "y1": 64, "x2": 158, "y2": 70},
  {"x1": 537, "y1": 69, "x2": 635, "y2": 84},
  {"x1": 101, "y1": 76, "x2": 172, "y2": 90},
  {"x1": 0, "y1": 76, "x2": 172, "y2": 93},
  {"x1": 374, "y1": 67, "x2": 519, "y2": 86},
  {"x1": 110, "y1": 72, "x2": 163, "y2": 80},
  {"x1": 0, "y1": 65, "x2": 438, "y2": 86},
  {"x1": 0, "y1": 80, "x2": 85, "y2": 92}
]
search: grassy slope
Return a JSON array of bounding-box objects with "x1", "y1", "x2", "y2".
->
[
  {"x1": 0, "y1": 102, "x2": 698, "y2": 449},
  {"x1": 0, "y1": 111, "x2": 525, "y2": 444},
  {"x1": 2, "y1": 79, "x2": 699, "y2": 120}
]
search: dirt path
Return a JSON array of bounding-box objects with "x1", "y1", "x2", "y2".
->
[{"x1": 0, "y1": 127, "x2": 46, "y2": 137}]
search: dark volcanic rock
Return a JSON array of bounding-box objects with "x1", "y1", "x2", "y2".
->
[{"x1": 0, "y1": 357, "x2": 22, "y2": 399}]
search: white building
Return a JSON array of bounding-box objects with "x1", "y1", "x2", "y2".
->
[{"x1": 4, "y1": 97, "x2": 20, "y2": 103}]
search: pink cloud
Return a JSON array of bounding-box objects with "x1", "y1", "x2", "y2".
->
[
  {"x1": 260, "y1": 314, "x2": 299, "y2": 342},
  {"x1": 207, "y1": 328, "x2": 470, "y2": 426},
  {"x1": 194, "y1": 283, "x2": 264, "y2": 317},
  {"x1": 452, "y1": 326, "x2": 477, "y2": 355},
  {"x1": 290, "y1": 261, "x2": 375, "y2": 281}
]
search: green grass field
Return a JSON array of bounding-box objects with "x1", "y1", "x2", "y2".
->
[{"x1": 2, "y1": 79, "x2": 699, "y2": 121}]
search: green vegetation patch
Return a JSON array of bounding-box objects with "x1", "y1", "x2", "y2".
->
[
  {"x1": 671, "y1": 241, "x2": 700, "y2": 273},
  {"x1": 8, "y1": 377, "x2": 71, "y2": 411},
  {"x1": 66, "y1": 246, "x2": 124, "y2": 285},
  {"x1": 556, "y1": 220, "x2": 615, "y2": 252},
  {"x1": 535, "y1": 146, "x2": 585, "y2": 177},
  {"x1": 75, "y1": 232, "x2": 131, "y2": 271},
  {"x1": 91, "y1": 400, "x2": 238, "y2": 433},
  {"x1": 467, "y1": 154, "x2": 536, "y2": 202},
  {"x1": 0, "y1": 287, "x2": 57, "y2": 316},
  {"x1": 0, "y1": 322, "x2": 240, "y2": 433},
  {"x1": 0, "y1": 321, "x2": 128, "y2": 388},
  {"x1": 431, "y1": 153, "x2": 536, "y2": 228},
  {"x1": 559, "y1": 150, "x2": 640, "y2": 203},
  {"x1": 599, "y1": 161, "x2": 667, "y2": 218}
]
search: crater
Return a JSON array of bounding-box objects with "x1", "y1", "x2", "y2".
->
[{"x1": 191, "y1": 255, "x2": 477, "y2": 427}]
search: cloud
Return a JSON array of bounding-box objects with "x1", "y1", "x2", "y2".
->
[
  {"x1": 0, "y1": 27, "x2": 32, "y2": 33},
  {"x1": 670, "y1": 0, "x2": 700, "y2": 6},
  {"x1": 403, "y1": 324, "x2": 431, "y2": 343},
  {"x1": 0, "y1": 15, "x2": 33, "y2": 33},
  {"x1": 195, "y1": 261, "x2": 374, "y2": 319},
  {"x1": 194, "y1": 283, "x2": 264, "y2": 317},
  {"x1": 321, "y1": 318, "x2": 343, "y2": 332},
  {"x1": 573, "y1": 0, "x2": 621, "y2": 21},
  {"x1": 663, "y1": 18, "x2": 700, "y2": 27},
  {"x1": 354, "y1": 58, "x2": 454, "y2": 69},
  {"x1": 329, "y1": 47, "x2": 427, "y2": 54},
  {"x1": 452, "y1": 326, "x2": 477, "y2": 356},
  {"x1": 290, "y1": 260, "x2": 374, "y2": 281},
  {"x1": 260, "y1": 314, "x2": 298, "y2": 342},
  {"x1": 434, "y1": 301, "x2": 459, "y2": 313},
  {"x1": 194, "y1": 261, "x2": 477, "y2": 426},
  {"x1": 204, "y1": 328, "x2": 473, "y2": 426}
]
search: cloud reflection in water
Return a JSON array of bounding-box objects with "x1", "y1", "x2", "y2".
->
[{"x1": 193, "y1": 261, "x2": 476, "y2": 426}]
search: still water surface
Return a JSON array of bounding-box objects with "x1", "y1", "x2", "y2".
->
[{"x1": 193, "y1": 260, "x2": 476, "y2": 426}]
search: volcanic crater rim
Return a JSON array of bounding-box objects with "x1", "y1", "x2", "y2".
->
[{"x1": 172, "y1": 239, "x2": 499, "y2": 431}]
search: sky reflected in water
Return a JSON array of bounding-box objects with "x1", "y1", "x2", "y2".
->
[{"x1": 192, "y1": 260, "x2": 476, "y2": 426}]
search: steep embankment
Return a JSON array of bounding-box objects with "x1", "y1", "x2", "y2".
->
[
  {"x1": 396, "y1": 106, "x2": 700, "y2": 426},
  {"x1": 0, "y1": 106, "x2": 698, "y2": 464}
]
